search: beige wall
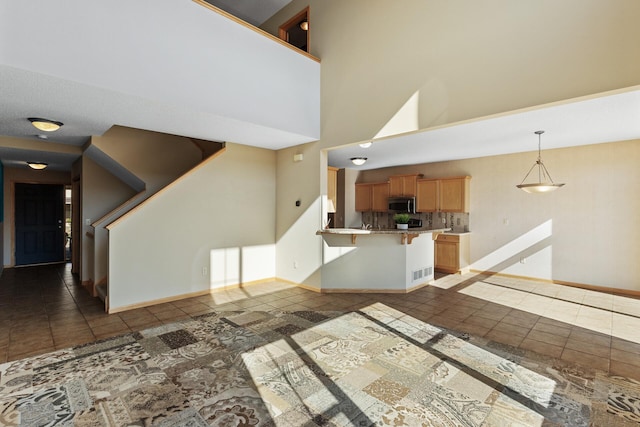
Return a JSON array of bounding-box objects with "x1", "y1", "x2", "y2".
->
[
  {"x1": 357, "y1": 139, "x2": 640, "y2": 291},
  {"x1": 2, "y1": 167, "x2": 71, "y2": 267},
  {"x1": 107, "y1": 143, "x2": 277, "y2": 311},
  {"x1": 265, "y1": 1, "x2": 640, "y2": 148},
  {"x1": 275, "y1": 142, "x2": 323, "y2": 287},
  {"x1": 262, "y1": 1, "x2": 640, "y2": 291},
  {"x1": 81, "y1": 157, "x2": 137, "y2": 282},
  {"x1": 91, "y1": 126, "x2": 203, "y2": 193}
]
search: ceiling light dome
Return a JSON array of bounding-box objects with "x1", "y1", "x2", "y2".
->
[
  {"x1": 27, "y1": 162, "x2": 48, "y2": 170},
  {"x1": 28, "y1": 117, "x2": 63, "y2": 132},
  {"x1": 350, "y1": 157, "x2": 367, "y2": 166}
]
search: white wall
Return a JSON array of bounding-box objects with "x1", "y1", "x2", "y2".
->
[
  {"x1": 107, "y1": 143, "x2": 276, "y2": 311},
  {"x1": 0, "y1": 0, "x2": 320, "y2": 146},
  {"x1": 359, "y1": 139, "x2": 640, "y2": 291}
]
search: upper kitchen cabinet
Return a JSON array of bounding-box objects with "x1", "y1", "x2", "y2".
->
[
  {"x1": 440, "y1": 176, "x2": 470, "y2": 212},
  {"x1": 355, "y1": 182, "x2": 389, "y2": 212},
  {"x1": 417, "y1": 176, "x2": 470, "y2": 213},
  {"x1": 416, "y1": 179, "x2": 439, "y2": 212},
  {"x1": 389, "y1": 174, "x2": 422, "y2": 197}
]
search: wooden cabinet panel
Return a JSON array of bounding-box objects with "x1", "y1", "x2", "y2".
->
[
  {"x1": 327, "y1": 167, "x2": 338, "y2": 210},
  {"x1": 416, "y1": 179, "x2": 438, "y2": 212},
  {"x1": 389, "y1": 174, "x2": 421, "y2": 197},
  {"x1": 417, "y1": 176, "x2": 470, "y2": 213},
  {"x1": 355, "y1": 183, "x2": 372, "y2": 212},
  {"x1": 435, "y1": 240, "x2": 459, "y2": 273},
  {"x1": 355, "y1": 182, "x2": 388, "y2": 212},
  {"x1": 434, "y1": 233, "x2": 470, "y2": 274},
  {"x1": 440, "y1": 177, "x2": 470, "y2": 212},
  {"x1": 371, "y1": 182, "x2": 389, "y2": 212}
]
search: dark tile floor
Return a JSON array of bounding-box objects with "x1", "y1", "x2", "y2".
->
[{"x1": 1, "y1": 263, "x2": 639, "y2": 382}]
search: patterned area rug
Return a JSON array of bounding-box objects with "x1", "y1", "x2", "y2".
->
[{"x1": 1, "y1": 303, "x2": 640, "y2": 426}]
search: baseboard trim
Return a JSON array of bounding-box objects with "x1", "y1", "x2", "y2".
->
[
  {"x1": 108, "y1": 277, "x2": 280, "y2": 314},
  {"x1": 469, "y1": 269, "x2": 640, "y2": 298},
  {"x1": 317, "y1": 281, "x2": 432, "y2": 294}
]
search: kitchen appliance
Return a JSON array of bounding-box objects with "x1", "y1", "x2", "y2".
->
[
  {"x1": 407, "y1": 218, "x2": 422, "y2": 228},
  {"x1": 388, "y1": 197, "x2": 416, "y2": 213}
]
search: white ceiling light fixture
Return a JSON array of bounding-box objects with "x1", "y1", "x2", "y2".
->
[
  {"x1": 359, "y1": 141, "x2": 372, "y2": 148},
  {"x1": 516, "y1": 130, "x2": 565, "y2": 193},
  {"x1": 27, "y1": 162, "x2": 48, "y2": 170},
  {"x1": 351, "y1": 157, "x2": 367, "y2": 166},
  {"x1": 28, "y1": 117, "x2": 63, "y2": 132}
]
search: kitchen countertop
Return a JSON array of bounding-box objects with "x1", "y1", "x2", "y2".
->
[{"x1": 317, "y1": 227, "x2": 451, "y2": 235}]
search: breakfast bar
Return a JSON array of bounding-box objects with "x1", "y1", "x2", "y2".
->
[{"x1": 316, "y1": 228, "x2": 449, "y2": 293}]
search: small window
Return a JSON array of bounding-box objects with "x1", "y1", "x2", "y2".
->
[{"x1": 278, "y1": 7, "x2": 309, "y2": 53}]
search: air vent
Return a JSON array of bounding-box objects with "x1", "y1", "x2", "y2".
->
[{"x1": 412, "y1": 267, "x2": 433, "y2": 282}]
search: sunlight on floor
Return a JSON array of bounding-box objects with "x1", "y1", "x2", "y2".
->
[
  {"x1": 456, "y1": 275, "x2": 640, "y2": 344},
  {"x1": 243, "y1": 302, "x2": 557, "y2": 425}
]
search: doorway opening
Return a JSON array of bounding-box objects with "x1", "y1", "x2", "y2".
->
[
  {"x1": 14, "y1": 183, "x2": 66, "y2": 266},
  {"x1": 278, "y1": 7, "x2": 309, "y2": 52}
]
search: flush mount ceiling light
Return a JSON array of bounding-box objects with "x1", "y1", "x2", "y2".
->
[
  {"x1": 299, "y1": 20, "x2": 308, "y2": 31},
  {"x1": 359, "y1": 141, "x2": 372, "y2": 148},
  {"x1": 516, "y1": 130, "x2": 565, "y2": 193},
  {"x1": 28, "y1": 117, "x2": 63, "y2": 132},
  {"x1": 350, "y1": 157, "x2": 367, "y2": 166},
  {"x1": 27, "y1": 162, "x2": 48, "y2": 170}
]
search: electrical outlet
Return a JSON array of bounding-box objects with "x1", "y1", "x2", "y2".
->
[
  {"x1": 442, "y1": 217, "x2": 446, "y2": 223},
  {"x1": 503, "y1": 218, "x2": 509, "y2": 225},
  {"x1": 520, "y1": 257, "x2": 526, "y2": 264},
  {"x1": 293, "y1": 261, "x2": 298, "y2": 269},
  {"x1": 202, "y1": 267, "x2": 208, "y2": 276}
]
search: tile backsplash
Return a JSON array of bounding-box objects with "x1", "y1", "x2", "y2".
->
[{"x1": 360, "y1": 211, "x2": 470, "y2": 232}]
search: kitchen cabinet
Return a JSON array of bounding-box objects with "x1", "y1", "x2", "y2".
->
[
  {"x1": 416, "y1": 179, "x2": 439, "y2": 212},
  {"x1": 440, "y1": 176, "x2": 470, "y2": 212},
  {"x1": 355, "y1": 182, "x2": 389, "y2": 212},
  {"x1": 327, "y1": 167, "x2": 338, "y2": 210},
  {"x1": 417, "y1": 176, "x2": 470, "y2": 213},
  {"x1": 434, "y1": 233, "x2": 470, "y2": 274},
  {"x1": 389, "y1": 174, "x2": 422, "y2": 197}
]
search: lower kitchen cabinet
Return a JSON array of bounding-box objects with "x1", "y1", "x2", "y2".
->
[{"x1": 434, "y1": 233, "x2": 470, "y2": 274}]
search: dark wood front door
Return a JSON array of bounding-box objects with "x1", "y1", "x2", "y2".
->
[{"x1": 15, "y1": 183, "x2": 65, "y2": 265}]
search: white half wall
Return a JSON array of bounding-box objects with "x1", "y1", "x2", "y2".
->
[{"x1": 107, "y1": 143, "x2": 276, "y2": 311}]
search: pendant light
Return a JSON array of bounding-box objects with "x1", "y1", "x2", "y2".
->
[{"x1": 516, "y1": 131, "x2": 565, "y2": 193}]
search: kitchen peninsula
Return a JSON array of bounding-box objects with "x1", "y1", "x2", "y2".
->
[{"x1": 316, "y1": 228, "x2": 449, "y2": 293}]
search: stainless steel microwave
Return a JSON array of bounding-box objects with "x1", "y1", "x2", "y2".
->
[{"x1": 388, "y1": 197, "x2": 416, "y2": 213}]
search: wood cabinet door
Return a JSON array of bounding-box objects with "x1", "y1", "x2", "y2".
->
[
  {"x1": 416, "y1": 179, "x2": 438, "y2": 212},
  {"x1": 389, "y1": 175, "x2": 419, "y2": 197},
  {"x1": 371, "y1": 182, "x2": 389, "y2": 212},
  {"x1": 355, "y1": 184, "x2": 371, "y2": 212},
  {"x1": 327, "y1": 167, "x2": 338, "y2": 211},
  {"x1": 435, "y1": 241, "x2": 459, "y2": 272},
  {"x1": 440, "y1": 177, "x2": 469, "y2": 212}
]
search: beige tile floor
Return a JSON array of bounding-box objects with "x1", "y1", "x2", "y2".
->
[{"x1": 1, "y1": 263, "x2": 640, "y2": 381}]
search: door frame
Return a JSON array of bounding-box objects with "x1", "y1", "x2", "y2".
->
[
  {"x1": 278, "y1": 7, "x2": 309, "y2": 53},
  {"x1": 10, "y1": 180, "x2": 69, "y2": 267}
]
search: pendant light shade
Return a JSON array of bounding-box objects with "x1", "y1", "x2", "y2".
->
[{"x1": 516, "y1": 131, "x2": 565, "y2": 193}]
